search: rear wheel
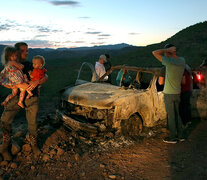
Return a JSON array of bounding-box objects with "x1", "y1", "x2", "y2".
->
[{"x1": 121, "y1": 114, "x2": 143, "y2": 137}]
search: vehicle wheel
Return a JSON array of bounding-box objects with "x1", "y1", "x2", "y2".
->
[{"x1": 120, "y1": 114, "x2": 143, "y2": 137}]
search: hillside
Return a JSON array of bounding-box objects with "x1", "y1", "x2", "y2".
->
[{"x1": 114, "y1": 21, "x2": 207, "y2": 68}]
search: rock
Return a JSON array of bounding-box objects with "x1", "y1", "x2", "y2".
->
[
  {"x1": 74, "y1": 153, "x2": 80, "y2": 161},
  {"x1": 99, "y1": 124, "x2": 106, "y2": 132},
  {"x1": 11, "y1": 143, "x2": 21, "y2": 155},
  {"x1": 81, "y1": 172, "x2": 85, "y2": 176},
  {"x1": 42, "y1": 154, "x2": 50, "y2": 162},
  {"x1": 49, "y1": 149, "x2": 56, "y2": 157},
  {"x1": 161, "y1": 128, "x2": 168, "y2": 133},
  {"x1": 0, "y1": 161, "x2": 8, "y2": 167},
  {"x1": 57, "y1": 148, "x2": 65, "y2": 157},
  {"x1": 10, "y1": 162, "x2": 18, "y2": 169},
  {"x1": 22, "y1": 144, "x2": 32, "y2": 152},
  {"x1": 25, "y1": 134, "x2": 31, "y2": 142},
  {"x1": 67, "y1": 163, "x2": 72, "y2": 168},
  {"x1": 109, "y1": 175, "x2": 117, "y2": 179},
  {"x1": 100, "y1": 163, "x2": 106, "y2": 168},
  {"x1": 105, "y1": 132, "x2": 114, "y2": 138}
]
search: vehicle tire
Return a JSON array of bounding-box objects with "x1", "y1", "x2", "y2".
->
[{"x1": 120, "y1": 114, "x2": 143, "y2": 137}]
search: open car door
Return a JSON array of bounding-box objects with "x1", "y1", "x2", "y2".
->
[{"x1": 75, "y1": 62, "x2": 99, "y2": 85}]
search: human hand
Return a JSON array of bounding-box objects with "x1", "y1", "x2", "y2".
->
[
  {"x1": 166, "y1": 46, "x2": 176, "y2": 53},
  {"x1": 27, "y1": 80, "x2": 39, "y2": 91}
]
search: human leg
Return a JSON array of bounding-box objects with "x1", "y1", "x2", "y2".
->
[
  {"x1": 0, "y1": 96, "x2": 21, "y2": 160},
  {"x1": 174, "y1": 95, "x2": 184, "y2": 139},
  {"x1": 24, "y1": 96, "x2": 41, "y2": 156},
  {"x1": 164, "y1": 94, "x2": 177, "y2": 139},
  {"x1": 1, "y1": 88, "x2": 18, "y2": 106},
  {"x1": 18, "y1": 88, "x2": 26, "y2": 108},
  {"x1": 16, "y1": 83, "x2": 33, "y2": 97}
]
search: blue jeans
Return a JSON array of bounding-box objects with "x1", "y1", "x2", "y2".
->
[{"x1": 164, "y1": 94, "x2": 184, "y2": 139}]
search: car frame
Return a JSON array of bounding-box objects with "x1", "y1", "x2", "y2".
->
[{"x1": 56, "y1": 63, "x2": 207, "y2": 137}]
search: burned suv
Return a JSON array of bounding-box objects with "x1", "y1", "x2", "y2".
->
[{"x1": 57, "y1": 63, "x2": 207, "y2": 137}]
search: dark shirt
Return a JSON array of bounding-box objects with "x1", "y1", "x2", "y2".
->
[
  {"x1": 181, "y1": 70, "x2": 192, "y2": 92},
  {"x1": 104, "y1": 60, "x2": 112, "y2": 83},
  {"x1": 22, "y1": 61, "x2": 39, "y2": 97}
]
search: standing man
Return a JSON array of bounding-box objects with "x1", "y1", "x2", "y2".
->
[
  {"x1": 152, "y1": 44, "x2": 185, "y2": 143},
  {"x1": 0, "y1": 42, "x2": 48, "y2": 160}
]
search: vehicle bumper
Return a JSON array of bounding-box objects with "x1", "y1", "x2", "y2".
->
[{"x1": 56, "y1": 109, "x2": 98, "y2": 134}]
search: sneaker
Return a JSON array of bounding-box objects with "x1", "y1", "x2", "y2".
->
[
  {"x1": 163, "y1": 137, "x2": 177, "y2": 144},
  {"x1": 179, "y1": 137, "x2": 186, "y2": 142}
]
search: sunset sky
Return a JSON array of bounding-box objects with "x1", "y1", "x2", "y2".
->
[{"x1": 0, "y1": 0, "x2": 207, "y2": 49}]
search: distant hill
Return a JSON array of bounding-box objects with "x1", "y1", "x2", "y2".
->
[
  {"x1": 113, "y1": 21, "x2": 207, "y2": 68},
  {"x1": 26, "y1": 43, "x2": 138, "y2": 63}
]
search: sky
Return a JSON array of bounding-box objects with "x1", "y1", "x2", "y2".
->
[{"x1": 0, "y1": 0, "x2": 207, "y2": 49}]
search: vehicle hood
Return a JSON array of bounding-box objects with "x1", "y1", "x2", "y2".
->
[{"x1": 62, "y1": 82, "x2": 142, "y2": 109}]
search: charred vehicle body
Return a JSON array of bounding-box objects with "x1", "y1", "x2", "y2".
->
[{"x1": 57, "y1": 63, "x2": 207, "y2": 137}]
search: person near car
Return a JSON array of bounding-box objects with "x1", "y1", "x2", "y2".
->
[
  {"x1": 116, "y1": 69, "x2": 131, "y2": 87},
  {"x1": 159, "y1": 65, "x2": 192, "y2": 127},
  {"x1": 179, "y1": 64, "x2": 192, "y2": 127},
  {"x1": 104, "y1": 54, "x2": 112, "y2": 83},
  {"x1": 95, "y1": 55, "x2": 108, "y2": 81},
  {"x1": 0, "y1": 42, "x2": 48, "y2": 161},
  {"x1": 152, "y1": 44, "x2": 185, "y2": 144}
]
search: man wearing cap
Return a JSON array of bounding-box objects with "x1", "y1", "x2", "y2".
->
[
  {"x1": 95, "y1": 55, "x2": 108, "y2": 81},
  {"x1": 152, "y1": 44, "x2": 185, "y2": 144}
]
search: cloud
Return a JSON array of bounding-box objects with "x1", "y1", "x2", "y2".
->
[
  {"x1": 73, "y1": 41, "x2": 85, "y2": 43},
  {"x1": 85, "y1": 32, "x2": 101, "y2": 35},
  {"x1": 38, "y1": 27, "x2": 51, "y2": 33},
  {"x1": 98, "y1": 34, "x2": 111, "y2": 37},
  {"x1": 29, "y1": 25, "x2": 63, "y2": 33},
  {"x1": 49, "y1": 0, "x2": 80, "y2": 6},
  {"x1": 34, "y1": 35, "x2": 50, "y2": 38},
  {"x1": 97, "y1": 38, "x2": 107, "y2": 40},
  {"x1": 0, "y1": 24, "x2": 14, "y2": 31},
  {"x1": 78, "y1": 17, "x2": 90, "y2": 19},
  {"x1": 129, "y1": 32, "x2": 140, "y2": 35},
  {"x1": 0, "y1": 40, "x2": 54, "y2": 48},
  {"x1": 90, "y1": 42, "x2": 105, "y2": 45}
]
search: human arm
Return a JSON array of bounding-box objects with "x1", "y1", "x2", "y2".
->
[
  {"x1": 10, "y1": 61, "x2": 24, "y2": 70},
  {"x1": 152, "y1": 47, "x2": 176, "y2": 62},
  {"x1": 27, "y1": 74, "x2": 48, "y2": 91}
]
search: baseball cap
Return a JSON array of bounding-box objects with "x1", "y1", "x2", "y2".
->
[{"x1": 99, "y1": 55, "x2": 107, "y2": 62}]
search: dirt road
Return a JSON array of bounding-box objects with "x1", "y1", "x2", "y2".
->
[{"x1": 0, "y1": 117, "x2": 207, "y2": 180}]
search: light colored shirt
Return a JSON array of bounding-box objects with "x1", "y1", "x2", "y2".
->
[
  {"x1": 95, "y1": 62, "x2": 108, "y2": 80},
  {"x1": 162, "y1": 56, "x2": 185, "y2": 94}
]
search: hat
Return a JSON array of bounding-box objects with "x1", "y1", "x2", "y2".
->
[
  {"x1": 164, "y1": 44, "x2": 175, "y2": 49},
  {"x1": 200, "y1": 59, "x2": 207, "y2": 67},
  {"x1": 99, "y1": 55, "x2": 107, "y2": 62}
]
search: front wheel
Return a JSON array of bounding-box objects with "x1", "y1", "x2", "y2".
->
[{"x1": 120, "y1": 114, "x2": 143, "y2": 137}]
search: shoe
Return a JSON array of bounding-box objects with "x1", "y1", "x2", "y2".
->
[
  {"x1": 178, "y1": 137, "x2": 186, "y2": 142},
  {"x1": 163, "y1": 137, "x2": 177, "y2": 144}
]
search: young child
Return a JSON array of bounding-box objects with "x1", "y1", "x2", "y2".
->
[
  {"x1": 28, "y1": 55, "x2": 47, "y2": 97},
  {"x1": 0, "y1": 46, "x2": 33, "y2": 108}
]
